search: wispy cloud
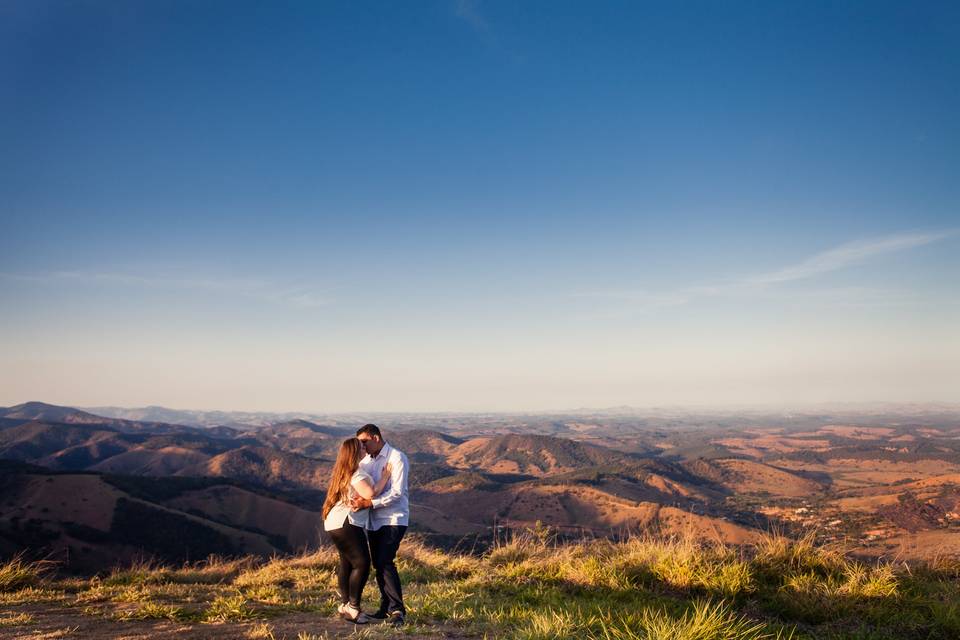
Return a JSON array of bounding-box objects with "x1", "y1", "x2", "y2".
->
[
  {"x1": 0, "y1": 270, "x2": 332, "y2": 309},
  {"x1": 745, "y1": 231, "x2": 954, "y2": 286},
  {"x1": 575, "y1": 229, "x2": 956, "y2": 311},
  {"x1": 453, "y1": 0, "x2": 488, "y2": 33}
]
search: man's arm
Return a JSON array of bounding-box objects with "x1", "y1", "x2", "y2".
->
[{"x1": 371, "y1": 453, "x2": 407, "y2": 509}]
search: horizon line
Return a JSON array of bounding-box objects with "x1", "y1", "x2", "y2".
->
[{"x1": 6, "y1": 398, "x2": 960, "y2": 418}]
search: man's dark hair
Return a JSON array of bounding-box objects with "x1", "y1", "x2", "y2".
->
[{"x1": 356, "y1": 423, "x2": 382, "y2": 439}]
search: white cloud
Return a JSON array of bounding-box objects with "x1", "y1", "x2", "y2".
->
[
  {"x1": 745, "y1": 230, "x2": 955, "y2": 286},
  {"x1": 575, "y1": 229, "x2": 956, "y2": 311}
]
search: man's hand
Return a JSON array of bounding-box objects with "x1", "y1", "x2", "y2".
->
[{"x1": 350, "y1": 496, "x2": 373, "y2": 511}]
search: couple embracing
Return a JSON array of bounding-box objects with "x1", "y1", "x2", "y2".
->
[{"x1": 322, "y1": 424, "x2": 409, "y2": 625}]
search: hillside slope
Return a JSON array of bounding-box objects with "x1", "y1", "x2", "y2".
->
[
  {"x1": 446, "y1": 434, "x2": 632, "y2": 476},
  {"x1": 0, "y1": 466, "x2": 321, "y2": 571}
]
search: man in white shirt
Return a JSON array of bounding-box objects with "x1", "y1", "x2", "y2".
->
[{"x1": 350, "y1": 424, "x2": 409, "y2": 625}]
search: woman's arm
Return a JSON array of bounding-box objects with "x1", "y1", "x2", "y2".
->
[
  {"x1": 352, "y1": 474, "x2": 375, "y2": 500},
  {"x1": 350, "y1": 476, "x2": 377, "y2": 500},
  {"x1": 373, "y1": 463, "x2": 392, "y2": 496},
  {"x1": 351, "y1": 464, "x2": 392, "y2": 500},
  {"x1": 371, "y1": 455, "x2": 407, "y2": 509}
]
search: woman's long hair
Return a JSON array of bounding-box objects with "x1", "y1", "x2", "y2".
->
[{"x1": 322, "y1": 437, "x2": 363, "y2": 520}]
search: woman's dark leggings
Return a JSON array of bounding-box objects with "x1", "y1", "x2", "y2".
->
[{"x1": 328, "y1": 522, "x2": 370, "y2": 607}]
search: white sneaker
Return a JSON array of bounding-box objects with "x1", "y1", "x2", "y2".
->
[{"x1": 340, "y1": 604, "x2": 369, "y2": 624}]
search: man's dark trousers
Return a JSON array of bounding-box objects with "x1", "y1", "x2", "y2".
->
[{"x1": 368, "y1": 525, "x2": 407, "y2": 614}]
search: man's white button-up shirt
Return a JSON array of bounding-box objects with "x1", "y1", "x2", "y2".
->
[{"x1": 358, "y1": 442, "x2": 409, "y2": 530}]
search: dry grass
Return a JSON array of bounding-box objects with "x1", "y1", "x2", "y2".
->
[
  {"x1": 599, "y1": 600, "x2": 795, "y2": 640},
  {"x1": 246, "y1": 621, "x2": 277, "y2": 639},
  {"x1": 233, "y1": 551, "x2": 337, "y2": 591},
  {"x1": 0, "y1": 585, "x2": 66, "y2": 605},
  {"x1": 167, "y1": 555, "x2": 257, "y2": 584},
  {"x1": 754, "y1": 532, "x2": 847, "y2": 576},
  {"x1": 203, "y1": 592, "x2": 258, "y2": 622},
  {"x1": 102, "y1": 555, "x2": 256, "y2": 587},
  {"x1": 0, "y1": 611, "x2": 35, "y2": 626},
  {"x1": 3, "y1": 532, "x2": 957, "y2": 639},
  {"x1": 114, "y1": 600, "x2": 191, "y2": 621},
  {"x1": 0, "y1": 554, "x2": 51, "y2": 592}
]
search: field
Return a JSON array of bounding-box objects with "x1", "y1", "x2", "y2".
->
[{"x1": 2, "y1": 531, "x2": 960, "y2": 640}]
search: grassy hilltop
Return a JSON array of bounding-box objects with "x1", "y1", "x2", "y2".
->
[{"x1": 1, "y1": 531, "x2": 959, "y2": 640}]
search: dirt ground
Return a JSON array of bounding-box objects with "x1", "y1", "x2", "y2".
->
[{"x1": 0, "y1": 604, "x2": 473, "y2": 640}]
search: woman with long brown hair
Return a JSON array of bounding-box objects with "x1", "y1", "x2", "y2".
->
[{"x1": 322, "y1": 437, "x2": 391, "y2": 623}]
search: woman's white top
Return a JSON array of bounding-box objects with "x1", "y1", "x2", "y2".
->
[{"x1": 323, "y1": 469, "x2": 373, "y2": 531}]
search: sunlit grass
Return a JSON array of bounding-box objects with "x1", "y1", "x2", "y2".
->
[
  {"x1": 203, "y1": 592, "x2": 258, "y2": 622},
  {"x1": 0, "y1": 554, "x2": 50, "y2": 592},
  {"x1": 0, "y1": 586, "x2": 66, "y2": 605},
  {"x1": 0, "y1": 611, "x2": 35, "y2": 626},
  {"x1": 247, "y1": 621, "x2": 277, "y2": 639},
  {"x1": 4, "y1": 531, "x2": 959, "y2": 639},
  {"x1": 114, "y1": 600, "x2": 193, "y2": 621},
  {"x1": 598, "y1": 600, "x2": 795, "y2": 640}
]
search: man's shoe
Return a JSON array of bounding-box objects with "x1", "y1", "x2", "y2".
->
[
  {"x1": 388, "y1": 611, "x2": 405, "y2": 626},
  {"x1": 366, "y1": 609, "x2": 389, "y2": 620}
]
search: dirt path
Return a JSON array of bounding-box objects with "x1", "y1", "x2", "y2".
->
[{"x1": 0, "y1": 605, "x2": 474, "y2": 640}]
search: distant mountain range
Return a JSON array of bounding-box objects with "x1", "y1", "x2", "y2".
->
[
  {"x1": 77, "y1": 401, "x2": 960, "y2": 430},
  {"x1": 80, "y1": 404, "x2": 331, "y2": 429},
  {"x1": 3, "y1": 400, "x2": 960, "y2": 571}
]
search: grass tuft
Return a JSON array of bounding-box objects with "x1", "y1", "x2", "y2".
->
[
  {"x1": 0, "y1": 554, "x2": 50, "y2": 592},
  {"x1": 203, "y1": 592, "x2": 258, "y2": 622},
  {"x1": 0, "y1": 612, "x2": 35, "y2": 626},
  {"x1": 103, "y1": 558, "x2": 168, "y2": 586},
  {"x1": 246, "y1": 622, "x2": 277, "y2": 639},
  {"x1": 754, "y1": 532, "x2": 846, "y2": 578},
  {"x1": 115, "y1": 601, "x2": 193, "y2": 621},
  {"x1": 517, "y1": 608, "x2": 587, "y2": 639},
  {"x1": 168, "y1": 555, "x2": 257, "y2": 584},
  {"x1": 599, "y1": 600, "x2": 794, "y2": 640}
]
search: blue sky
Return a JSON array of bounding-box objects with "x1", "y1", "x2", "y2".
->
[{"x1": 1, "y1": 1, "x2": 958, "y2": 411}]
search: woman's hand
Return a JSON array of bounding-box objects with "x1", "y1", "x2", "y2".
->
[
  {"x1": 350, "y1": 496, "x2": 374, "y2": 511},
  {"x1": 373, "y1": 462, "x2": 393, "y2": 496}
]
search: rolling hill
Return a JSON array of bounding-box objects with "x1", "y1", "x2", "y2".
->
[
  {"x1": 179, "y1": 445, "x2": 331, "y2": 492},
  {"x1": 684, "y1": 458, "x2": 826, "y2": 497},
  {"x1": 0, "y1": 464, "x2": 319, "y2": 572},
  {"x1": 445, "y1": 433, "x2": 633, "y2": 476},
  {"x1": 6, "y1": 400, "x2": 959, "y2": 566}
]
